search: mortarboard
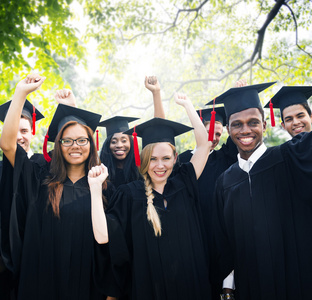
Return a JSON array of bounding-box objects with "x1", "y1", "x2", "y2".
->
[
  {"x1": 0, "y1": 99, "x2": 44, "y2": 134},
  {"x1": 206, "y1": 82, "x2": 276, "y2": 120},
  {"x1": 123, "y1": 117, "x2": 193, "y2": 166},
  {"x1": 197, "y1": 106, "x2": 226, "y2": 127},
  {"x1": 264, "y1": 86, "x2": 312, "y2": 119},
  {"x1": 43, "y1": 104, "x2": 102, "y2": 162},
  {"x1": 98, "y1": 116, "x2": 139, "y2": 137}
]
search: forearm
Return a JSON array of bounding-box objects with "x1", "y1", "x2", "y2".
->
[
  {"x1": 90, "y1": 184, "x2": 109, "y2": 244},
  {"x1": 184, "y1": 101, "x2": 208, "y2": 148},
  {"x1": 0, "y1": 89, "x2": 27, "y2": 163},
  {"x1": 152, "y1": 90, "x2": 165, "y2": 119}
]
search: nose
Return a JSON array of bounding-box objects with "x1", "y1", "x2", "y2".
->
[
  {"x1": 241, "y1": 123, "x2": 252, "y2": 134},
  {"x1": 293, "y1": 117, "x2": 300, "y2": 125}
]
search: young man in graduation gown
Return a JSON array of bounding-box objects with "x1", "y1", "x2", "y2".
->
[
  {"x1": 211, "y1": 82, "x2": 312, "y2": 300},
  {"x1": 0, "y1": 100, "x2": 44, "y2": 300},
  {"x1": 264, "y1": 86, "x2": 312, "y2": 137}
]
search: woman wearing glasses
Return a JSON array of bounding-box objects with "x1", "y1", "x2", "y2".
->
[{"x1": 0, "y1": 74, "x2": 115, "y2": 299}]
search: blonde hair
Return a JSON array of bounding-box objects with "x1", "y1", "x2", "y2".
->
[{"x1": 139, "y1": 142, "x2": 176, "y2": 237}]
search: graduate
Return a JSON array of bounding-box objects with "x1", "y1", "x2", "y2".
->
[
  {"x1": 0, "y1": 99, "x2": 44, "y2": 300},
  {"x1": 264, "y1": 86, "x2": 312, "y2": 137},
  {"x1": 211, "y1": 82, "x2": 312, "y2": 300},
  {"x1": 99, "y1": 76, "x2": 165, "y2": 189},
  {"x1": 98, "y1": 116, "x2": 140, "y2": 188},
  {"x1": 89, "y1": 92, "x2": 213, "y2": 300},
  {"x1": 0, "y1": 74, "x2": 115, "y2": 299}
]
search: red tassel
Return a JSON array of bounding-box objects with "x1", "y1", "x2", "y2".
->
[
  {"x1": 96, "y1": 129, "x2": 99, "y2": 151},
  {"x1": 32, "y1": 105, "x2": 36, "y2": 135},
  {"x1": 199, "y1": 109, "x2": 203, "y2": 122},
  {"x1": 132, "y1": 126, "x2": 140, "y2": 167},
  {"x1": 43, "y1": 129, "x2": 52, "y2": 162},
  {"x1": 208, "y1": 98, "x2": 216, "y2": 142},
  {"x1": 269, "y1": 99, "x2": 275, "y2": 127}
]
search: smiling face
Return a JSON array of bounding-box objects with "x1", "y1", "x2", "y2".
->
[
  {"x1": 17, "y1": 117, "x2": 33, "y2": 153},
  {"x1": 281, "y1": 104, "x2": 312, "y2": 137},
  {"x1": 109, "y1": 132, "x2": 131, "y2": 161},
  {"x1": 205, "y1": 121, "x2": 223, "y2": 150},
  {"x1": 60, "y1": 124, "x2": 90, "y2": 166},
  {"x1": 227, "y1": 108, "x2": 266, "y2": 160},
  {"x1": 147, "y1": 142, "x2": 177, "y2": 188}
]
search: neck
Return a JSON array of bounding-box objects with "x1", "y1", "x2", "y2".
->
[
  {"x1": 66, "y1": 164, "x2": 86, "y2": 183},
  {"x1": 116, "y1": 159, "x2": 125, "y2": 169},
  {"x1": 152, "y1": 181, "x2": 166, "y2": 194}
]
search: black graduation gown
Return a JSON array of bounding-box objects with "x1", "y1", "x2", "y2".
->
[
  {"x1": 95, "y1": 162, "x2": 212, "y2": 300},
  {"x1": 0, "y1": 151, "x2": 46, "y2": 300},
  {"x1": 2, "y1": 145, "x2": 107, "y2": 300},
  {"x1": 179, "y1": 137, "x2": 238, "y2": 235},
  {"x1": 212, "y1": 132, "x2": 312, "y2": 300}
]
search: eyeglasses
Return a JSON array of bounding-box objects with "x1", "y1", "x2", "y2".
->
[{"x1": 59, "y1": 138, "x2": 90, "y2": 147}]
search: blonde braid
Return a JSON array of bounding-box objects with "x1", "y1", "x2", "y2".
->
[{"x1": 143, "y1": 174, "x2": 162, "y2": 236}]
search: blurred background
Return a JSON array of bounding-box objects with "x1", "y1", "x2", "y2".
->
[{"x1": 1, "y1": 0, "x2": 311, "y2": 155}]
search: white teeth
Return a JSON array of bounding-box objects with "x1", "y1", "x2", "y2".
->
[
  {"x1": 115, "y1": 151, "x2": 124, "y2": 155},
  {"x1": 69, "y1": 153, "x2": 82, "y2": 157},
  {"x1": 240, "y1": 137, "x2": 253, "y2": 142},
  {"x1": 155, "y1": 171, "x2": 165, "y2": 175}
]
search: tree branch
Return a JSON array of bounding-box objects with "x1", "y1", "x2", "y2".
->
[{"x1": 283, "y1": 2, "x2": 312, "y2": 58}]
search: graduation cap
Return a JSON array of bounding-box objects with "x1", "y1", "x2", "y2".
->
[
  {"x1": 0, "y1": 99, "x2": 44, "y2": 134},
  {"x1": 98, "y1": 116, "x2": 139, "y2": 137},
  {"x1": 264, "y1": 86, "x2": 312, "y2": 124},
  {"x1": 197, "y1": 106, "x2": 226, "y2": 127},
  {"x1": 206, "y1": 82, "x2": 276, "y2": 120},
  {"x1": 123, "y1": 117, "x2": 193, "y2": 166},
  {"x1": 43, "y1": 104, "x2": 102, "y2": 162}
]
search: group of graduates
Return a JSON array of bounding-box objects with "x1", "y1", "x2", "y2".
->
[{"x1": 0, "y1": 73, "x2": 312, "y2": 300}]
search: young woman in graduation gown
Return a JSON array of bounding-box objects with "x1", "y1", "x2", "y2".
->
[
  {"x1": 99, "y1": 76, "x2": 165, "y2": 189},
  {"x1": 0, "y1": 74, "x2": 115, "y2": 299},
  {"x1": 89, "y1": 92, "x2": 213, "y2": 300}
]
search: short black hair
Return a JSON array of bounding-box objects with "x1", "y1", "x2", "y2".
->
[{"x1": 281, "y1": 102, "x2": 312, "y2": 123}]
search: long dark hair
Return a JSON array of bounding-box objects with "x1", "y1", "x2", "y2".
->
[
  {"x1": 99, "y1": 133, "x2": 140, "y2": 185},
  {"x1": 45, "y1": 121, "x2": 106, "y2": 217}
]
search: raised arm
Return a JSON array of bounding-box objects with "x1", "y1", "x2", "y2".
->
[
  {"x1": 88, "y1": 164, "x2": 109, "y2": 244},
  {"x1": 145, "y1": 76, "x2": 165, "y2": 119},
  {"x1": 0, "y1": 74, "x2": 45, "y2": 166},
  {"x1": 174, "y1": 92, "x2": 211, "y2": 179}
]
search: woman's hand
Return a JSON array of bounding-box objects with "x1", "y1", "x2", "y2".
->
[
  {"x1": 55, "y1": 88, "x2": 77, "y2": 107},
  {"x1": 145, "y1": 76, "x2": 160, "y2": 94},
  {"x1": 174, "y1": 92, "x2": 191, "y2": 107},
  {"x1": 88, "y1": 164, "x2": 109, "y2": 187}
]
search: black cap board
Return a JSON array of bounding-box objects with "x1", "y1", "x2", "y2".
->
[
  {"x1": 48, "y1": 104, "x2": 101, "y2": 142},
  {"x1": 0, "y1": 99, "x2": 44, "y2": 123},
  {"x1": 124, "y1": 117, "x2": 193, "y2": 148},
  {"x1": 98, "y1": 116, "x2": 139, "y2": 137},
  {"x1": 264, "y1": 86, "x2": 312, "y2": 116},
  {"x1": 206, "y1": 82, "x2": 276, "y2": 118},
  {"x1": 197, "y1": 106, "x2": 226, "y2": 127}
]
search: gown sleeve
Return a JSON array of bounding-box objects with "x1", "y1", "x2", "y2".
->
[
  {"x1": 3, "y1": 145, "x2": 42, "y2": 275},
  {"x1": 281, "y1": 132, "x2": 312, "y2": 205},
  {"x1": 93, "y1": 184, "x2": 132, "y2": 297}
]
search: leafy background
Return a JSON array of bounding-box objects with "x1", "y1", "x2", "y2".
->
[{"x1": 1, "y1": 0, "x2": 311, "y2": 155}]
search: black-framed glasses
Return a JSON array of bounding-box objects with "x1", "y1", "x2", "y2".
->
[{"x1": 59, "y1": 138, "x2": 90, "y2": 147}]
